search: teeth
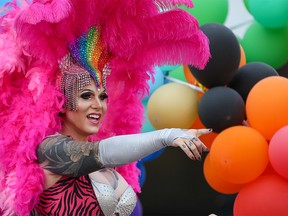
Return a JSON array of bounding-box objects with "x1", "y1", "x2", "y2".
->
[{"x1": 88, "y1": 114, "x2": 100, "y2": 119}]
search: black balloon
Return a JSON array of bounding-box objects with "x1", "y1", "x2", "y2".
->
[
  {"x1": 228, "y1": 62, "x2": 279, "y2": 102},
  {"x1": 277, "y1": 61, "x2": 288, "y2": 78},
  {"x1": 188, "y1": 23, "x2": 240, "y2": 88},
  {"x1": 198, "y1": 86, "x2": 245, "y2": 133}
]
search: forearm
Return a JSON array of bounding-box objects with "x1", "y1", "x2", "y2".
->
[{"x1": 98, "y1": 128, "x2": 192, "y2": 167}]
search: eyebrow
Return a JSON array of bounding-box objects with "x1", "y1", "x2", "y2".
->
[
  {"x1": 80, "y1": 89, "x2": 106, "y2": 94},
  {"x1": 80, "y1": 89, "x2": 94, "y2": 93}
]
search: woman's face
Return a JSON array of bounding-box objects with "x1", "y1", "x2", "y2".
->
[{"x1": 61, "y1": 81, "x2": 108, "y2": 141}]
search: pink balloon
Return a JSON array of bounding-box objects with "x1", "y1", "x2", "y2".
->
[
  {"x1": 269, "y1": 125, "x2": 288, "y2": 180},
  {"x1": 234, "y1": 174, "x2": 288, "y2": 216}
]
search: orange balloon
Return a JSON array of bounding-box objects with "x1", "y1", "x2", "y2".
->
[
  {"x1": 183, "y1": 65, "x2": 196, "y2": 84},
  {"x1": 238, "y1": 44, "x2": 246, "y2": 68},
  {"x1": 210, "y1": 126, "x2": 269, "y2": 184},
  {"x1": 246, "y1": 76, "x2": 288, "y2": 141},
  {"x1": 190, "y1": 114, "x2": 218, "y2": 149},
  {"x1": 204, "y1": 154, "x2": 243, "y2": 194}
]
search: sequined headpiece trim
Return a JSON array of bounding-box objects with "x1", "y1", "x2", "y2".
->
[{"x1": 59, "y1": 60, "x2": 92, "y2": 111}]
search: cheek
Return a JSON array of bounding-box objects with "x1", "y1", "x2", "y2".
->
[
  {"x1": 66, "y1": 111, "x2": 79, "y2": 121},
  {"x1": 77, "y1": 100, "x2": 91, "y2": 111},
  {"x1": 102, "y1": 103, "x2": 107, "y2": 114}
]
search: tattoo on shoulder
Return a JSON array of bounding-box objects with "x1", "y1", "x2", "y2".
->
[{"x1": 37, "y1": 135, "x2": 104, "y2": 177}]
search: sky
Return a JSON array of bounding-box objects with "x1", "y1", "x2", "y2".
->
[{"x1": 224, "y1": 0, "x2": 254, "y2": 38}]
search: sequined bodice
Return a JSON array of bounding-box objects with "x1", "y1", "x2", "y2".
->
[
  {"x1": 91, "y1": 180, "x2": 137, "y2": 216},
  {"x1": 34, "y1": 169, "x2": 136, "y2": 216}
]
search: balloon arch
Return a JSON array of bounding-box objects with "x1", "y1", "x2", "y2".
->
[{"x1": 139, "y1": 0, "x2": 288, "y2": 215}]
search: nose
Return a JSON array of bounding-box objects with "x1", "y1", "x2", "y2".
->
[{"x1": 91, "y1": 97, "x2": 102, "y2": 109}]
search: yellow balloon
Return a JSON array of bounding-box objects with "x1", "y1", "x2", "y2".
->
[{"x1": 147, "y1": 82, "x2": 199, "y2": 129}]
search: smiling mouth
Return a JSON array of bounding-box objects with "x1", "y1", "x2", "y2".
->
[{"x1": 87, "y1": 114, "x2": 101, "y2": 121}]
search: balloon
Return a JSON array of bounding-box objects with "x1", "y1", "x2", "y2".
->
[
  {"x1": 190, "y1": 113, "x2": 218, "y2": 149},
  {"x1": 144, "y1": 66, "x2": 164, "y2": 100},
  {"x1": 141, "y1": 148, "x2": 165, "y2": 163},
  {"x1": 147, "y1": 83, "x2": 198, "y2": 129},
  {"x1": 189, "y1": 89, "x2": 217, "y2": 149},
  {"x1": 234, "y1": 174, "x2": 288, "y2": 216},
  {"x1": 228, "y1": 62, "x2": 279, "y2": 102},
  {"x1": 198, "y1": 86, "x2": 245, "y2": 133},
  {"x1": 159, "y1": 64, "x2": 180, "y2": 73},
  {"x1": 141, "y1": 99, "x2": 156, "y2": 133},
  {"x1": 248, "y1": 0, "x2": 288, "y2": 28},
  {"x1": 277, "y1": 62, "x2": 288, "y2": 78},
  {"x1": 188, "y1": 23, "x2": 240, "y2": 88},
  {"x1": 269, "y1": 125, "x2": 288, "y2": 180},
  {"x1": 183, "y1": 65, "x2": 208, "y2": 93},
  {"x1": 167, "y1": 65, "x2": 186, "y2": 82},
  {"x1": 141, "y1": 117, "x2": 155, "y2": 133},
  {"x1": 204, "y1": 154, "x2": 243, "y2": 194},
  {"x1": 262, "y1": 162, "x2": 277, "y2": 175},
  {"x1": 243, "y1": 0, "x2": 250, "y2": 12},
  {"x1": 136, "y1": 162, "x2": 146, "y2": 187},
  {"x1": 238, "y1": 44, "x2": 246, "y2": 68},
  {"x1": 0, "y1": 0, "x2": 10, "y2": 7},
  {"x1": 183, "y1": 65, "x2": 196, "y2": 85},
  {"x1": 240, "y1": 22, "x2": 288, "y2": 69},
  {"x1": 179, "y1": 0, "x2": 229, "y2": 25},
  {"x1": 131, "y1": 198, "x2": 143, "y2": 216},
  {"x1": 210, "y1": 126, "x2": 269, "y2": 184},
  {"x1": 246, "y1": 76, "x2": 288, "y2": 141}
]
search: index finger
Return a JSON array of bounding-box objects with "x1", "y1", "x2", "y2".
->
[
  {"x1": 196, "y1": 128, "x2": 212, "y2": 137},
  {"x1": 188, "y1": 128, "x2": 212, "y2": 137}
]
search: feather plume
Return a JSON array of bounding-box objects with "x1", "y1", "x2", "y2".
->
[{"x1": 0, "y1": 0, "x2": 210, "y2": 215}]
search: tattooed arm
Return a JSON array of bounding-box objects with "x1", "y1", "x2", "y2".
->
[
  {"x1": 37, "y1": 128, "x2": 210, "y2": 177},
  {"x1": 37, "y1": 135, "x2": 104, "y2": 177}
]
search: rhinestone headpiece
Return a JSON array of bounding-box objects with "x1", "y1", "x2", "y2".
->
[
  {"x1": 70, "y1": 26, "x2": 111, "y2": 89},
  {"x1": 59, "y1": 26, "x2": 111, "y2": 111}
]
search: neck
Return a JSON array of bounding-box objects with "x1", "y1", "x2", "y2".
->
[{"x1": 60, "y1": 126, "x2": 88, "y2": 142}]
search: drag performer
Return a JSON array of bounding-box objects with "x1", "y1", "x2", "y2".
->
[{"x1": 0, "y1": 0, "x2": 210, "y2": 215}]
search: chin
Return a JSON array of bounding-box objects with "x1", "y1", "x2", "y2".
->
[{"x1": 86, "y1": 128, "x2": 100, "y2": 135}]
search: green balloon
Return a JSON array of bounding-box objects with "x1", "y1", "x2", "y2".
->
[
  {"x1": 180, "y1": 0, "x2": 229, "y2": 25},
  {"x1": 168, "y1": 65, "x2": 186, "y2": 82},
  {"x1": 240, "y1": 22, "x2": 288, "y2": 69},
  {"x1": 243, "y1": 0, "x2": 250, "y2": 12},
  {"x1": 249, "y1": 0, "x2": 288, "y2": 28}
]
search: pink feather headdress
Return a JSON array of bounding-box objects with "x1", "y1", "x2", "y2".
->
[{"x1": 0, "y1": 0, "x2": 210, "y2": 215}]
